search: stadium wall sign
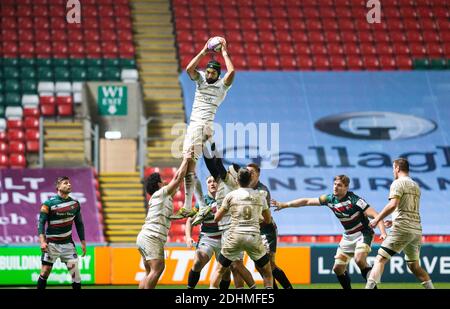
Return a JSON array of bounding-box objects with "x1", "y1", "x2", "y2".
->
[
  {"x1": 311, "y1": 245, "x2": 450, "y2": 283},
  {"x1": 0, "y1": 246, "x2": 95, "y2": 285},
  {"x1": 314, "y1": 112, "x2": 437, "y2": 140}
]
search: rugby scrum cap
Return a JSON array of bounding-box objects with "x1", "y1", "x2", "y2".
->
[{"x1": 206, "y1": 60, "x2": 221, "y2": 75}]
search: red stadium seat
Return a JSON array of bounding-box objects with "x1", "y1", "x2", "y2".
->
[
  {"x1": 373, "y1": 31, "x2": 391, "y2": 43},
  {"x1": 375, "y1": 43, "x2": 394, "y2": 55},
  {"x1": 347, "y1": 55, "x2": 364, "y2": 70},
  {"x1": 247, "y1": 57, "x2": 264, "y2": 70},
  {"x1": 308, "y1": 31, "x2": 325, "y2": 43},
  {"x1": 25, "y1": 129, "x2": 40, "y2": 141},
  {"x1": 263, "y1": 55, "x2": 280, "y2": 70},
  {"x1": 9, "y1": 141, "x2": 26, "y2": 154},
  {"x1": 330, "y1": 56, "x2": 347, "y2": 70},
  {"x1": 343, "y1": 43, "x2": 361, "y2": 55},
  {"x1": 279, "y1": 56, "x2": 298, "y2": 70},
  {"x1": 275, "y1": 31, "x2": 292, "y2": 43},
  {"x1": 0, "y1": 142, "x2": 8, "y2": 154},
  {"x1": 314, "y1": 56, "x2": 331, "y2": 70},
  {"x1": 289, "y1": 20, "x2": 306, "y2": 31},
  {"x1": 232, "y1": 55, "x2": 248, "y2": 70},
  {"x1": 310, "y1": 43, "x2": 328, "y2": 55},
  {"x1": 338, "y1": 19, "x2": 355, "y2": 31},
  {"x1": 324, "y1": 31, "x2": 341, "y2": 43},
  {"x1": 57, "y1": 104, "x2": 73, "y2": 117},
  {"x1": 6, "y1": 120, "x2": 24, "y2": 130},
  {"x1": 261, "y1": 42, "x2": 278, "y2": 55},
  {"x1": 390, "y1": 31, "x2": 407, "y2": 43},
  {"x1": 396, "y1": 56, "x2": 412, "y2": 70},
  {"x1": 295, "y1": 44, "x2": 311, "y2": 56},
  {"x1": 9, "y1": 153, "x2": 26, "y2": 169},
  {"x1": 364, "y1": 55, "x2": 381, "y2": 70},
  {"x1": 360, "y1": 43, "x2": 377, "y2": 55},
  {"x1": 292, "y1": 32, "x2": 308, "y2": 43},
  {"x1": 340, "y1": 31, "x2": 358, "y2": 43},
  {"x1": 393, "y1": 43, "x2": 410, "y2": 55},
  {"x1": 23, "y1": 107, "x2": 40, "y2": 117},
  {"x1": 409, "y1": 43, "x2": 427, "y2": 57},
  {"x1": 246, "y1": 43, "x2": 262, "y2": 55},
  {"x1": 24, "y1": 117, "x2": 39, "y2": 129},
  {"x1": 279, "y1": 44, "x2": 295, "y2": 55},
  {"x1": 427, "y1": 43, "x2": 444, "y2": 58},
  {"x1": 379, "y1": 55, "x2": 397, "y2": 70},
  {"x1": 242, "y1": 31, "x2": 259, "y2": 43},
  {"x1": 259, "y1": 31, "x2": 276, "y2": 43},
  {"x1": 7, "y1": 129, "x2": 25, "y2": 141},
  {"x1": 422, "y1": 31, "x2": 440, "y2": 43},
  {"x1": 40, "y1": 104, "x2": 56, "y2": 117},
  {"x1": 0, "y1": 154, "x2": 9, "y2": 169}
]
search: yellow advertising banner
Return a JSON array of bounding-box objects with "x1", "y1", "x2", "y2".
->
[{"x1": 105, "y1": 246, "x2": 310, "y2": 285}]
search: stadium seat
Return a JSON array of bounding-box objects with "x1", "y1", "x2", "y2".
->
[
  {"x1": 247, "y1": 57, "x2": 264, "y2": 70},
  {"x1": 57, "y1": 104, "x2": 74, "y2": 117},
  {"x1": 7, "y1": 129, "x2": 25, "y2": 141},
  {"x1": 314, "y1": 56, "x2": 331, "y2": 70},
  {"x1": 347, "y1": 55, "x2": 364, "y2": 70},
  {"x1": 379, "y1": 56, "x2": 397, "y2": 70},
  {"x1": 0, "y1": 154, "x2": 9, "y2": 169},
  {"x1": 9, "y1": 141, "x2": 26, "y2": 154},
  {"x1": 9, "y1": 153, "x2": 26, "y2": 169},
  {"x1": 25, "y1": 129, "x2": 40, "y2": 141}
]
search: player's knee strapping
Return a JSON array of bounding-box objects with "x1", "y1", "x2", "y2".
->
[
  {"x1": 184, "y1": 172, "x2": 196, "y2": 210},
  {"x1": 67, "y1": 261, "x2": 81, "y2": 283},
  {"x1": 255, "y1": 254, "x2": 270, "y2": 268},
  {"x1": 217, "y1": 253, "x2": 232, "y2": 268}
]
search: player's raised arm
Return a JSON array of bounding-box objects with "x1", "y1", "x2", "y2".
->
[
  {"x1": 186, "y1": 40, "x2": 209, "y2": 81},
  {"x1": 220, "y1": 39, "x2": 235, "y2": 87},
  {"x1": 271, "y1": 197, "x2": 321, "y2": 211},
  {"x1": 166, "y1": 151, "x2": 192, "y2": 196},
  {"x1": 369, "y1": 197, "x2": 400, "y2": 229}
]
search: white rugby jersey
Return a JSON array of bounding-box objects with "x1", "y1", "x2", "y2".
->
[
  {"x1": 389, "y1": 176, "x2": 422, "y2": 234},
  {"x1": 140, "y1": 186, "x2": 173, "y2": 242},
  {"x1": 189, "y1": 71, "x2": 231, "y2": 126},
  {"x1": 216, "y1": 172, "x2": 239, "y2": 231},
  {"x1": 220, "y1": 187, "x2": 269, "y2": 234}
]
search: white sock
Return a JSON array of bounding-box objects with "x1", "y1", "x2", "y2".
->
[
  {"x1": 249, "y1": 284, "x2": 256, "y2": 289},
  {"x1": 421, "y1": 280, "x2": 435, "y2": 289},
  {"x1": 365, "y1": 279, "x2": 378, "y2": 289},
  {"x1": 184, "y1": 172, "x2": 195, "y2": 211},
  {"x1": 194, "y1": 175, "x2": 206, "y2": 209}
]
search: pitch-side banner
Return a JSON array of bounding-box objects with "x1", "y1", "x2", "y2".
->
[
  {"x1": 0, "y1": 246, "x2": 95, "y2": 285},
  {"x1": 180, "y1": 71, "x2": 450, "y2": 235},
  {"x1": 0, "y1": 168, "x2": 104, "y2": 244},
  {"x1": 104, "y1": 247, "x2": 310, "y2": 285},
  {"x1": 311, "y1": 245, "x2": 450, "y2": 283}
]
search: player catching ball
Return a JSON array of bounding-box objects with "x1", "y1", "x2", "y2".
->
[{"x1": 171, "y1": 37, "x2": 235, "y2": 220}]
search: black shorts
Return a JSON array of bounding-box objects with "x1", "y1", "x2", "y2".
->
[{"x1": 260, "y1": 222, "x2": 278, "y2": 253}]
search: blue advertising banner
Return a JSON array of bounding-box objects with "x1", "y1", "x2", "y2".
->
[
  {"x1": 310, "y1": 245, "x2": 450, "y2": 283},
  {"x1": 180, "y1": 71, "x2": 450, "y2": 235}
]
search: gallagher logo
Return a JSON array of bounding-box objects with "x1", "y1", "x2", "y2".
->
[{"x1": 314, "y1": 112, "x2": 437, "y2": 140}]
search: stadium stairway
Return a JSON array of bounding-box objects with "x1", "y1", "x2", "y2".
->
[
  {"x1": 99, "y1": 172, "x2": 146, "y2": 243},
  {"x1": 43, "y1": 120, "x2": 85, "y2": 167},
  {"x1": 130, "y1": 0, "x2": 186, "y2": 167}
]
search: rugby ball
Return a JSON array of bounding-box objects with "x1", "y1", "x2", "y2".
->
[{"x1": 207, "y1": 36, "x2": 224, "y2": 52}]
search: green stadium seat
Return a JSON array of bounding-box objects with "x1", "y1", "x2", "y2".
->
[
  {"x1": 19, "y1": 58, "x2": 36, "y2": 66},
  {"x1": 0, "y1": 82, "x2": 3, "y2": 92},
  {"x1": 104, "y1": 67, "x2": 121, "y2": 81},
  {"x1": 413, "y1": 58, "x2": 430, "y2": 70},
  {"x1": 4, "y1": 67, "x2": 19, "y2": 79},
  {"x1": 38, "y1": 67, "x2": 54, "y2": 81},
  {"x1": 120, "y1": 58, "x2": 137, "y2": 68},
  {"x1": 0, "y1": 106, "x2": 4, "y2": 118},
  {"x1": 0, "y1": 69, "x2": 3, "y2": 79},
  {"x1": 54, "y1": 67, "x2": 71, "y2": 81},
  {"x1": 0, "y1": 58, "x2": 2, "y2": 66},
  {"x1": 86, "y1": 59, "x2": 103, "y2": 67},
  {"x1": 0, "y1": 95, "x2": 4, "y2": 106},
  {"x1": 104, "y1": 58, "x2": 120, "y2": 67},
  {"x1": 70, "y1": 59, "x2": 87, "y2": 67},
  {"x1": 430, "y1": 59, "x2": 447, "y2": 70},
  {"x1": 5, "y1": 93, "x2": 21, "y2": 106},
  {"x1": 36, "y1": 58, "x2": 53, "y2": 67},
  {"x1": 71, "y1": 67, "x2": 87, "y2": 81},
  {"x1": 20, "y1": 67, "x2": 36, "y2": 79},
  {"x1": 3, "y1": 58, "x2": 19, "y2": 67},
  {"x1": 5, "y1": 80, "x2": 20, "y2": 93},
  {"x1": 87, "y1": 67, "x2": 104, "y2": 81},
  {"x1": 53, "y1": 58, "x2": 70, "y2": 67},
  {"x1": 21, "y1": 80, "x2": 37, "y2": 94}
]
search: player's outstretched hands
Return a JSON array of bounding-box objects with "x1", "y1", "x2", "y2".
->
[
  {"x1": 220, "y1": 38, "x2": 228, "y2": 54},
  {"x1": 369, "y1": 218, "x2": 379, "y2": 229},
  {"x1": 384, "y1": 220, "x2": 393, "y2": 228},
  {"x1": 202, "y1": 39, "x2": 211, "y2": 55},
  {"x1": 186, "y1": 237, "x2": 195, "y2": 248},
  {"x1": 271, "y1": 199, "x2": 285, "y2": 211}
]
